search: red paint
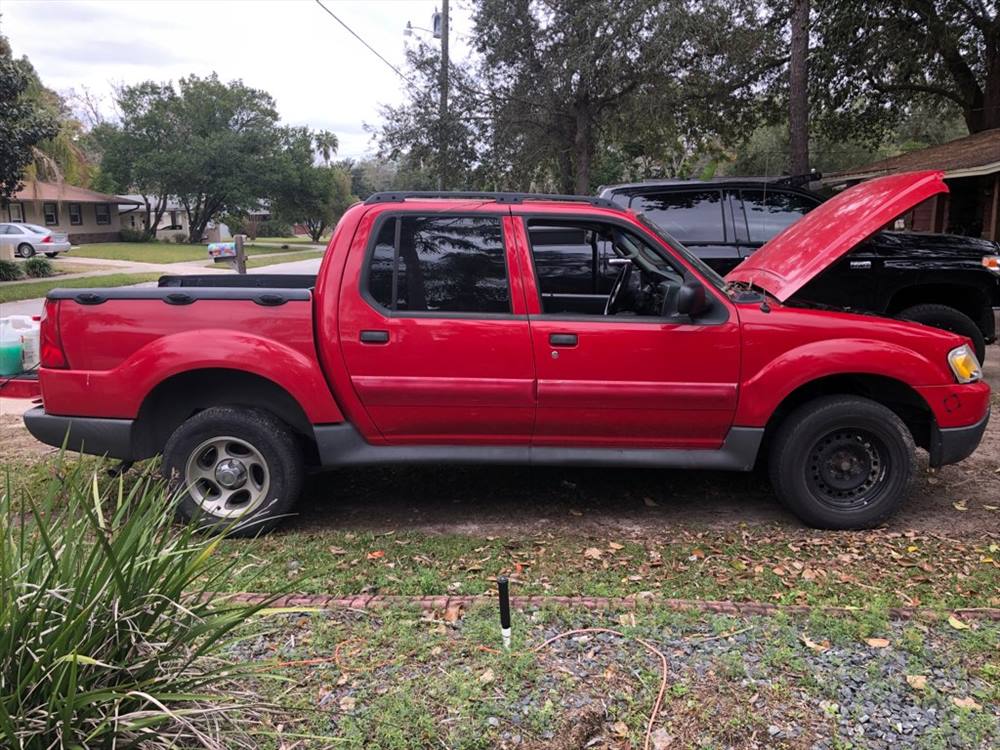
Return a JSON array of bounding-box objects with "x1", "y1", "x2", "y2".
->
[
  {"x1": 726, "y1": 171, "x2": 948, "y2": 300},
  {"x1": 37, "y1": 189, "x2": 989, "y2": 456}
]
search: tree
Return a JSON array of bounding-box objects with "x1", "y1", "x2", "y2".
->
[
  {"x1": 0, "y1": 35, "x2": 57, "y2": 198},
  {"x1": 811, "y1": 0, "x2": 1000, "y2": 138},
  {"x1": 788, "y1": 0, "x2": 810, "y2": 174},
  {"x1": 167, "y1": 74, "x2": 288, "y2": 243},
  {"x1": 272, "y1": 129, "x2": 355, "y2": 242},
  {"x1": 93, "y1": 82, "x2": 181, "y2": 240}
]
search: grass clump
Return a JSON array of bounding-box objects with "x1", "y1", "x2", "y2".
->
[
  {"x1": 23, "y1": 257, "x2": 54, "y2": 278},
  {"x1": 0, "y1": 457, "x2": 277, "y2": 747},
  {"x1": 0, "y1": 259, "x2": 24, "y2": 281}
]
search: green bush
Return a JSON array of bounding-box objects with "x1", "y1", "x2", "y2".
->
[
  {"x1": 0, "y1": 260, "x2": 24, "y2": 281},
  {"x1": 0, "y1": 458, "x2": 278, "y2": 746},
  {"x1": 258, "y1": 220, "x2": 292, "y2": 238},
  {"x1": 23, "y1": 257, "x2": 54, "y2": 278},
  {"x1": 119, "y1": 227, "x2": 150, "y2": 242}
]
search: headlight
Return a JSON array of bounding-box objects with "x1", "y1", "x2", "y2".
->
[
  {"x1": 948, "y1": 344, "x2": 982, "y2": 383},
  {"x1": 983, "y1": 255, "x2": 1000, "y2": 274}
]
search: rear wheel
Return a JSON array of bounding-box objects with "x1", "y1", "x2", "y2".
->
[
  {"x1": 898, "y1": 303, "x2": 986, "y2": 363},
  {"x1": 17, "y1": 243, "x2": 34, "y2": 258},
  {"x1": 162, "y1": 406, "x2": 304, "y2": 536},
  {"x1": 769, "y1": 395, "x2": 915, "y2": 529}
]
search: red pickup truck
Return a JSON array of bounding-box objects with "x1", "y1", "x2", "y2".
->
[{"x1": 25, "y1": 171, "x2": 990, "y2": 534}]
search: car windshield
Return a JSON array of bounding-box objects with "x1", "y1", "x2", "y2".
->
[
  {"x1": 22, "y1": 224, "x2": 49, "y2": 234},
  {"x1": 635, "y1": 213, "x2": 728, "y2": 293}
]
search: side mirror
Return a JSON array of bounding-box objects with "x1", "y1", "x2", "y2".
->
[{"x1": 676, "y1": 280, "x2": 709, "y2": 317}]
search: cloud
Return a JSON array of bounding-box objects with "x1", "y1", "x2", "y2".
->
[{"x1": 31, "y1": 38, "x2": 191, "y2": 68}]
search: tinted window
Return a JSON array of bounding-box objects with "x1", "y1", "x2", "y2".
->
[
  {"x1": 629, "y1": 190, "x2": 724, "y2": 243},
  {"x1": 23, "y1": 224, "x2": 48, "y2": 234},
  {"x1": 5, "y1": 225, "x2": 23, "y2": 235},
  {"x1": 528, "y1": 225, "x2": 608, "y2": 295},
  {"x1": 741, "y1": 189, "x2": 819, "y2": 243},
  {"x1": 367, "y1": 215, "x2": 509, "y2": 314}
]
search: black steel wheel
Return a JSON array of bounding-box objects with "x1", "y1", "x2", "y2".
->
[{"x1": 769, "y1": 395, "x2": 915, "y2": 529}]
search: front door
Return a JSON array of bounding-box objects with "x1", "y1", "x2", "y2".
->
[
  {"x1": 511, "y1": 215, "x2": 741, "y2": 449},
  {"x1": 338, "y1": 210, "x2": 535, "y2": 444}
]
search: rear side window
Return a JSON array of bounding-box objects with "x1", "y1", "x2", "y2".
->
[
  {"x1": 629, "y1": 190, "x2": 724, "y2": 243},
  {"x1": 740, "y1": 189, "x2": 819, "y2": 243},
  {"x1": 366, "y1": 215, "x2": 510, "y2": 314}
]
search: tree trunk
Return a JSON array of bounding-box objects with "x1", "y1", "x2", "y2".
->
[
  {"x1": 573, "y1": 105, "x2": 593, "y2": 195},
  {"x1": 789, "y1": 0, "x2": 810, "y2": 175},
  {"x1": 970, "y1": 43, "x2": 1000, "y2": 132},
  {"x1": 557, "y1": 146, "x2": 574, "y2": 194}
]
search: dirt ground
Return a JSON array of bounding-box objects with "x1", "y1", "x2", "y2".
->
[{"x1": 3, "y1": 345, "x2": 998, "y2": 539}]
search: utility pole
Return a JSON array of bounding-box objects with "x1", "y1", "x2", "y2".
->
[
  {"x1": 789, "y1": 0, "x2": 810, "y2": 176},
  {"x1": 438, "y1": 0, "x2": 449, "y2": 190}
]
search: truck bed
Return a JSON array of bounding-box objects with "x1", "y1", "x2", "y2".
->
[{"x1": 158, "y1": 274, "x2": 316, "y2": 289}]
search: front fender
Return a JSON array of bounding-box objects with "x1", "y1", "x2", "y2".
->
[
  {"x1": 40, "y1": 329, "x2": 344, "y2": 423},
  {"x1": 735, "y1": 338, "x2": 947, "y2": 427}
]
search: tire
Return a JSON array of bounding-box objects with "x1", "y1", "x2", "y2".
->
[
  {"x1": 17, "y1": 243, "x2": 35, "y2": 258},
  {"x1": 162, "y1": 406, "x2": 304, "y2": 536},
  {"x1": 768, "y1": 395, "x2": 915, "y2": 530},
  {"x1": 898, "y1": 303, "x2": 986, "y2": 363},
  {"x1": 45, "y1": 252, "x2": 59, "y2": 258}
]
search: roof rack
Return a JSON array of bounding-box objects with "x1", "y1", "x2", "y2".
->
[{"x1": 364, "y1": 191, "x2": 618, "y2": 209}]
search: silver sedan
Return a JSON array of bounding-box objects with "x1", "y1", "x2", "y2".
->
[{"x1": 0, "y1": 223, "x2": 72, "y2": 258}]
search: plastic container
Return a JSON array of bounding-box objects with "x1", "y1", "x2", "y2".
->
[
  {"x1": 0, "y1": 316, "x2": 40, "y2": 374},
  {"x1": 0, "y1": 321, "x2": 23, "y2": 376}
]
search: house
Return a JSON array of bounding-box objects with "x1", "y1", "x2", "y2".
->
[
  {"x1": 825, "y1": 128, "x2": 1000, "y2": 242},
  {"x1": 3, "y1": 181, "x2": 142, "y2": 244},
  {"x1": 120, "y1": 195, "x2": 190, "y2": 241}
]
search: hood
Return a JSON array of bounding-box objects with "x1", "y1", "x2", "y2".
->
[{"x1": 725, "y1": 170, "x2": 948, "y2": 301}]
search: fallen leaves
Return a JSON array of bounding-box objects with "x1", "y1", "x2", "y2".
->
[
  {"x1": 366, "y1": 550, "x2": 385, "y2": 560},
  {"x1": 951, "y1": 696, "x2": 982, "y2": 710},
  {"x1": 338, "y1": 695, "x2": 356, "y2": 712},
  {"x1": 865, "y1": 638, "x2": 891, "y2": 648},
  {"x1": 583, "y1": 547, "x2": 603, "y2": 560},
  {"x1": 800, "y1": 634, "x2": 830, "y2": 653},
  {"x1": 650, "y1": 727, "x2": 673, "y2": 750},
  {"x1": 479, "y1": 668, "x2": 495, "y2": 685},
  {"x1": 905, "y1": 674, "x2": 927, "y2": 690},
  {"x1": 947, "y1": 614, "x2": 970, "y2": 630},
  {"x1": 952, "y1": 500, "x2": 968, "y2": 512}
]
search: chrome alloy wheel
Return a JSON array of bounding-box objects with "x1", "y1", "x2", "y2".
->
[{"x1": 183, "y1": 436, "x2": 270, "y2": 518}]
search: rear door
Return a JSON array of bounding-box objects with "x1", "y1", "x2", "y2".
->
[{"x1": 338, "y1": 209, "x2": 535, "y2": 444}]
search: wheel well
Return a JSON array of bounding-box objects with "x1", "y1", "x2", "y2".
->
[
  {"x1": 133, "y1": 368, "x2": 318, "y2": 463},
  {"x1": 886, "y1": 284, "x2": 990, "y2": 331},
  {"x1": 763, "y1": 374, "x2": 932, "y2": 455}
]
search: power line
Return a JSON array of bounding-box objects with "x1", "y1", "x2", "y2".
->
[{"x1": 312, "y1": 0, "x2": 418, "y2": 88}]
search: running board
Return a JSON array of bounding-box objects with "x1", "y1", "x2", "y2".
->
[{"x1": 313, "y1": 424, "x2": 763, "y2": 472}]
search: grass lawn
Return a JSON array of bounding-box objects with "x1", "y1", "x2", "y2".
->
[
  {"x1": 0, "y1": 273, "x2": 161, "y2": 303},
  {"x1": 256, "y1": 236, "x2": 326, "y2": 245},
  {"x1": 245, "y1": 249, "x2": 324, "y2": 269},
  {"x1": 71, "y1": 242, "x2": 302, "y2": 264}
]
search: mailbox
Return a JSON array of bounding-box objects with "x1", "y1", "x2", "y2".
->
[{"x1": 207, "y1": 242, "x2": 237, "y2": 260}]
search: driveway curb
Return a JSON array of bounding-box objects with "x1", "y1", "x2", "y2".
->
[{"x1": 217, "y1": 592, "x2": 1000, "y2": 620}]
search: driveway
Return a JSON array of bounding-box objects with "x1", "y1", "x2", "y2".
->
[{"x1": 248, "y1": 257, "x2": 323, "y2": 275}]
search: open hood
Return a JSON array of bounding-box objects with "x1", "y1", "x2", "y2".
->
[{"x1": 724, "y1": 170, "x2": 948, "y2": 301}]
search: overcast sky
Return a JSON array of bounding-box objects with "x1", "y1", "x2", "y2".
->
[{"x1": 1, "y1": 0, "x2": 473, "y2": 159}]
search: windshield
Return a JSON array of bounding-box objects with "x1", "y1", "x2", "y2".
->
[{"x1": 635, "y1": 213, "x2": 728, "y2": 293}]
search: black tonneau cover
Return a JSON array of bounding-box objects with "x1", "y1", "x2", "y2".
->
[{"x1": 158, "y1": 274, "x2": 316, "y2": 289}]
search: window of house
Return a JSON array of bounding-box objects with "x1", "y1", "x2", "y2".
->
[
  {"x1": 628, "y1": 190, "x2": 725, "y2": 244},
  {"x1": 68, "y1": 203, "x2": 83, "y2": 226},
  {"x1": 43, "y1": 202, "x2": 58, "y2": 226},
  {"x1": 6, "y1": 202, "x2": 24, "y2": 222},
  {"x1": 95, "y1": 203, "x2": 111, "y2": 225},
  {"x1": 739, "y1": 189, "x2": 819, "y2": 243},
  {"x1": 366, "y1": 215, "x2": 510, "y2": 314}
]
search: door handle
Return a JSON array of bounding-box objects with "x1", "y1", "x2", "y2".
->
[
  {"x1": 360, "y1": 330, "x2": 390, "y2": 344},
  {"x1": 549, "y1": 333, "x2": 577, "y2": 347}
]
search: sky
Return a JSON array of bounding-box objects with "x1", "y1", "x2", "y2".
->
[{"x1": 0, "y1": 0, "x2": 473, "y2": 159}]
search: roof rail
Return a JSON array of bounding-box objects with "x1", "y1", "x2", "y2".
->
[{"x1": 363, "y1": 191, "x2": 618, "y2": 209}]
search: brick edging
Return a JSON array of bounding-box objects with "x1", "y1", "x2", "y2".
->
[{"x1": 213, "y1": 593, "x2": 1000, "y2": 621}]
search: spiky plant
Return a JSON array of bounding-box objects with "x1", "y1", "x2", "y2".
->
[{"x1": 0, "y1": 457, "x2": 277, "y2": 748}]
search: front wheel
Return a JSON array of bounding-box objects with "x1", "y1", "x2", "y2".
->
[
  {"x1": 768, "y1": 395, "x2": 915, "y2": 529},
  {"x1": 162, "y1": 407, "x2": 304, "y2": 536},
  {"x1": 17, "y1": 243, "x2": 35, "y2": 258}
]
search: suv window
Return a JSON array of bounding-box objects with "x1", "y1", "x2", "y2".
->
[
  {"x1": 367, "y1": 215, "x2": 510, "y2": 314},
  {"x1": 628, "y1": 190, "x2": 725, "y2": 243},
  {"x1": 528, "y1": 224, "x2": 617, "y2": 296},
  {"x1": 740, "y1": 189, "x2": 819, "y2": 243}
]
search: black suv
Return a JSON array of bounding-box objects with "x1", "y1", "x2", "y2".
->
[{"x1": 596, "y1": 178, "x2": 1000, "y2": 360}]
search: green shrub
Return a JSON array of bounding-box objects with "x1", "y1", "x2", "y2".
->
[
  {"x1": 119, "y1": 227, "x2": 150, "y2": 242},
  {"x1": 23, "y1": 257, "x2": 54, "y2": 278},
  {"x1": 258, "y1": 220, "x2": 292, "y2": 237},
  {"x1": 0, "y1": 457, "x2": 278, "y2": 746},
  {"x1": 0, "y1": 260, "x2": 24, "y2": 281}
]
